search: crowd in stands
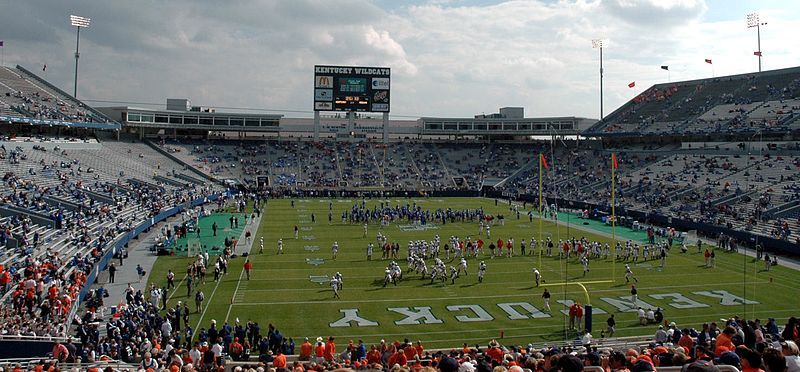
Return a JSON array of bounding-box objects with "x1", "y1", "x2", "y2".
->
[
  {"x1": 160, "y1": 136, "x2": 800, "y2": 243},
  {"x1": 587, "y1": 68, "x2": 800, "y2": 137},
  {"x1": 0, "y1": 137, "x2": 220, "y2": 342},
  {"x1": 30, "y1": 308, "x2": 797, "y2": 372}
]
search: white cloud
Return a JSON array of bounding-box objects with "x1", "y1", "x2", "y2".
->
[{"x1": 1, "y1": 0, "x2": 798, "y2": 120}]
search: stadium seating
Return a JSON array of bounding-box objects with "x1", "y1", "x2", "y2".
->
[
  {"x1": 587, "y1": 67, "x2": 800, "y2": 137},
  {"x1": 0, "y1": 66, "x2": 111, "y2": 124},
  {"x1": 0, "y1": 134, "x2": 222, "y2": 339}
]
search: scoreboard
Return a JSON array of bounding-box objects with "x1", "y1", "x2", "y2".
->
[{"x1": 313, "y1": 65, "x2": 390, "y2": 112}]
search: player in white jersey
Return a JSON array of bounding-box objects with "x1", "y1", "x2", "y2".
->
[
  {"x1": 449, "y1": 266, "x2": 459, "y2": 284},
  {"x1": 624, "y1": 264, "x2": 639, "y2": 283},
  {"x1": 277, "y1": 238, "x2": 283, "y2": 255},
  {"x1": 532, "y1": 268, "x2": 542, "y2": 287},
  {"x1": 477, "y1": 261, "x2": 486, "y2": 282},
  {"x1": 430, "y1": 263, "x2": 445, "y2": 284},
  {"x1": 331, "y1": 277, "x2": 341, "y2": 299},
  {"x1": 331, "y1": 241, "x2": 339, "y2": 260},
  {"x1": 458, "y1": 258, "x2": 468, "y2": 276},
  {"x1": 333, "y1": 272, "x2": 343, "y2": 290},
  {"x1": 259, "y1": 237, "x2": 264, "y2": 254},
  {"x1": 417, "y1": 259, "x2": 428, "y2": 278},
  {"x1": 367, "y1": 243, "x2": 374, "y2": 261},
  {"x1": 581, "y1": 255, "x2": 590, "y2": 276}
]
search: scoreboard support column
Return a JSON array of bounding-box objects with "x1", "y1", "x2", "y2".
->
[
  {"x1": 314, "y1": 111, "x2": 320, "y2": 139},
  {"x1": 382, "y1": 112, "x2": 389, "y2": 143}
]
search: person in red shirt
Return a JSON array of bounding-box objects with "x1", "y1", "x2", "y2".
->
[
  {"x1": 569, "y1": 304, "x2": 578, "y2": 330},
  {"x1": 324, "y1": 336, "x2": 336, "y2": 361},
  {"x1": 575, "y1": 303, "x2": 584, "y2": 331},
  {"x1": 229, "y1": 338, "x2": 244, "y2": 360},
  {"x1": 243, "y1": 259, "x2": 252, "y2": 280},
  {"x1": 0, "y1": 269, "x2": 11, "y2": 294},
  {"x1": 414, "y1": 341, "x2": 424, "y2": 359},
  {"x1": 52, "y1": 342, "x2": 69, "y2": 363}
]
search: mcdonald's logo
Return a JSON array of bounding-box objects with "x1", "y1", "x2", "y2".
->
[{"x1": 316, "y1": 75, "x2": 333, "y2": 88}]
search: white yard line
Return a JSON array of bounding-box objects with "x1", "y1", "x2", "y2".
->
[
  {"x1": 224, "y1": 211, "x2": 263, "y2": 323},
  {"x1": 192, "y1": 273, "x2": 225, "y2": 334}
]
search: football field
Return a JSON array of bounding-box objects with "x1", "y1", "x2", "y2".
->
[{"x1": 147, "y1": 198, "x2": 800, "y2": 349}]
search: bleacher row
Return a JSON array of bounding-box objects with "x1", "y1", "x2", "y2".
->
[
  {"x1": 0, "y1": 135, "x2": 222, "y2": 339},
  {"x1": 0, "y1": 66, "x2": 108, "y2": 124}
]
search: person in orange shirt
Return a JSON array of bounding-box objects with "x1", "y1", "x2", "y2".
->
[
  {"x1": 273, "y1": 349, "x2": 287, "y2": 369},
  {"x1": 299, "y1": 337, "x2": 312, "y2": 361},
  {"x1": 486, "y1": 340, "x2": 504, "y2": 363},
  {"x1": 403, "y1": 344, "x2": 417, "y2": 360},
  {"x1": 678, "y1": 329, "x2": 695, "y2": 351},
  {"x1": 414, "y1": 341, "x2": 424, "y2": 358},
  {"x1": 388, "y1": 348, "x2": 408, "y2": 366},
  {"x1": 366, "y1": 345, "x2": 381, "y2": 365},
  {"x1": 738, "y1": 346, "x2": 765, "y2": 372},
  {"x1": 314, "y1": 339, "x2": 326, "y2": 363},
  {"x1": 715, "y1": 327, "x2": 737, "y2": 356},
  {"x1": 324, "y1": 336, "x2": 336, "y2": 361}
]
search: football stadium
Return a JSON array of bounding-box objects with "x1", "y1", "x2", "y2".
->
[{"x1": 0, "y1": 1, "x2": 799, "y2": 371}]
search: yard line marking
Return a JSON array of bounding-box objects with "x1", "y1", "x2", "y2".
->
[
  {"x1": 234, "y1": 280, "x2": 770, "y2": 301},
  {"x1": 224, "y1": 212, "x2": 263, "y2": 323},
  {"x1": 192, "y1": 272, "x2": 224, "y2": 335}
]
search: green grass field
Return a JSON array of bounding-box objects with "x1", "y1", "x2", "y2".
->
[{"x1": 146, "y1": 198, "x2": 800, "y2": 349}]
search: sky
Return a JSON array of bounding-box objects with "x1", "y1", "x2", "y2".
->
[{"x1": 1, "y1": 0, "x2": 798, "y2": 120}]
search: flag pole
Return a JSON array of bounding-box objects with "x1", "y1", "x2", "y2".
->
[
  {"x1": 611, "y1": 153, "x2": 617, "y2": 283},
  {"x1": 538, "y1": 153, "x2": 543, "y2": 270}
]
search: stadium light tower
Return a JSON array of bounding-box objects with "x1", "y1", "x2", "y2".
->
[
  {"x1": 592, "y1": 39, "x2": 605, "y2": 121},
  {"x1": 746, "y1": 12, "x2": 766, "y2": 72},
  {"x1": 70, "y1": 14, "x2": 91, "y2": 98}
]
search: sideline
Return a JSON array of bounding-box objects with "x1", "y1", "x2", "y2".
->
[{"x1": 224, "y1": 207, "x2": 263, "y2": 323}]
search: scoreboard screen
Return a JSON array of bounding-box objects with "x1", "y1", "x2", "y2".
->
[{"x1": 314, "y1": 65, "x2": 390, "y2": 112}]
